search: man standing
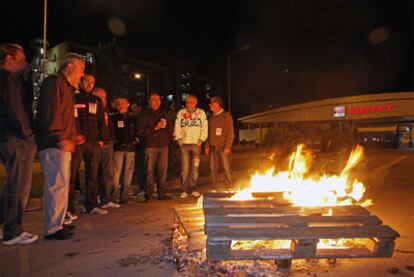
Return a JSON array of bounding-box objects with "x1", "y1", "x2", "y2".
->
[
  {"x1": 69, "y1": 73, "x2": 108, "y2": 215},
  {"x1": 35, "y1": 53, "x2": 84, "y2": 240},
  {"x1": 0, "y1": 43, "x2": 38, "y2": 245},
  {"x1": 205, "y1": 96, "x2": 235, "y2": 191},
  {"x1": 92, "y1": 87, "x2": 119, "y2": 208},
  {"x1": 129, "y1": 101, "x2": 146, "y2": 195},
  {"x1": 138, "y1": 92, "x2": 173, "y2": 202},
  {"x1": 174, "y1": 95, "x2": 207, "y2": 198},
  {"x1": 112, "y1": 98, "x2": 139, "y2": 204}
]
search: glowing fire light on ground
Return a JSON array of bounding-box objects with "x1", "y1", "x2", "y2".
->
[{"x1": 230, "y1": 144, "x2": 372, "y2": 207}]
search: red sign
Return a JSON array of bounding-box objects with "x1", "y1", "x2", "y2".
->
[{"x1": 347, "y1": 104, "x2": 394, "y2": 115}]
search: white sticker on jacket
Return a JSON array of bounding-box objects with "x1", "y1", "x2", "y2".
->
[
  {"x1": 117, "y1": 121, "x2": 124, "y2": 128},
  {"x1": 89, "y1": 102, "x2": 97, "y2": 114},
  {"x1": 215, "y1": 128, "x2": 222, "y2": 136}
]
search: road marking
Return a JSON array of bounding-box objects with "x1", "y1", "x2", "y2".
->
[{"x1": 367, "y1": 155, "x2": 409, "y2": 179}]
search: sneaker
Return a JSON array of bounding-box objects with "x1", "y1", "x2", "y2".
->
[
  {"x1": 89, "y1": 207, "x2": 108, "y2": 215},
  {"x1": 64, "y1": 218, "x2": 73, "y2": 225},
  {"x1": 101, "y1": 202, "x2": 120, "y2": 209},
  {"x1": 44, "y1": 229, "x2": 73, "y2": 240},
  {"x1": 191, "y1": 191, "x2": 201, "y2": 197},
  {"x1": 180, "y1": 192, "x2": 189, "y2": 199},
  {"x1": 3, "y1": 231, "x2": 38, "y2": 245},
  {"x1": 66, "y1": 211, "x2": 78, "y2": 221},
  {"x1": 158, "y1": 195, "x2": 171, "y2": 200}
]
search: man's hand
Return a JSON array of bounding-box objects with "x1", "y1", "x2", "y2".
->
[
  {"x1": 223, "y1": 148, "x2": 231, "y2": 155},
  {"x1": 58, "y1": 140, "x2": 75, "y2": 152},
  {"x1": 98, "y1": 141, "x2": 104, "y2": 148},
  {"x1": 75, "y1": 134, "x2": 86, "y2": 145}
]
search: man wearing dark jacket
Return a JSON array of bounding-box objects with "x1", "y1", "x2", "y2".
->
[
  {"x1": 112, "y1": 97, "x2": 139, "y2": 204},
  {"x1": 69, "y1": 73, "x2": 108, "y2": 215},
  {"x1": 93, "y1": 87, "x2": 119, "y2": 208},
  {"x1": 36, "y1": 53, "x2": 84, "y2": 240},
  {"x1": 0, "y1": 43, "x2": 38, "y2": 245},
  {"x1": 138, "y1": 92, "x2": 173, "y2": 202}
]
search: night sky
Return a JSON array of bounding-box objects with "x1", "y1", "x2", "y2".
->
[{"x1": 1, "y1": 0, "x2": 413, "y2": 118}]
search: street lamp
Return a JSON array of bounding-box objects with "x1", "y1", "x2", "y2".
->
[
  {"x1": 228, "y1": 44, "x2": 251, "y2": 113},
  {"x1": 134, "y1": 72, "x2": 150, "y2": 100}
]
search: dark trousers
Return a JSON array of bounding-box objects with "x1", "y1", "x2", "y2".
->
[
  {"x1": 135, "y1": 144, "x2": 146, "y2": 192},
  {"x1": 0, "y1": 136, "x2": 36, "y2": 240},
  {"x1": 69, "y1": 141, "x2": 101, "y2": 213},
  {"x1": 209, "y1": 146, "x2": 233, "y2": 190},
  {"x1": 144, "y1": 147, "x2": 168, "y2": 199},
  {"x1": 98, "y1": 143, "x2": 115, "y2": 204}
]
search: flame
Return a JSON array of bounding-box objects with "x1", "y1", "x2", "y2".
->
[{"x1": 231, "y1": 144, "x2": 372, "y2": 207}]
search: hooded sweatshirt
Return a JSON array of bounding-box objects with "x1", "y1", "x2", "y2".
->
[{"x1": 174, "y1": 107, "x2": 208, "y2": 145}]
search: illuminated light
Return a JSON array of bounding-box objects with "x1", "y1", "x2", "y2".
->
[{"x1": 134, "y1": 73, "x2": 141, "y2": 79}]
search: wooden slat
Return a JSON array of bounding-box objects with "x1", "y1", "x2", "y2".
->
[
  {"x1": 204, "y1": 205, "x2": 370, "y2": 216},
  {"x1": 316, "y1": 248, "x2": 374, "y2": 258},
  {"x1": 228, "y1": 249, "x2": 293, "y2": 260},
  {"x1": 207, "y1": 225, "x2": 400, "y2": 241},
  {"x1": 205, "y1": 215, "x2": 382, "y2": 227},
  {"x1": 203, "y1": 198, "x2": 291, "y2": 208}
]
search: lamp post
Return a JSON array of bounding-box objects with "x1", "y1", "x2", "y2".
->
[
  {"x1": 228, "y1": 44, "x2": 250, "y2": 113},
  {"x1": 134, "y1": 73, "x2": 150, "y2": 100}
]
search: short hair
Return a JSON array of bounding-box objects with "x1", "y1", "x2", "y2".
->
[
  {"x1": 60, "y1": 52, "x2": 84, "y2": 70},
  {"x1": 186, "y1": 94, "x2": 198, "y2": 101},
  {"x1": 149, "y1": 92, "x2": 160, "y2": 99},
  {"x1": 0, "y1": 43, "x2": 24, "y2": 65},
  {"x1": 92, "y1": 87, "x2": 106, "y2": 96},
  {"x1": 210, "y1": 96, "x2": 223, "y2": 107}
]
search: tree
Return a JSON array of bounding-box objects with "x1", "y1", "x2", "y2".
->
[{"x1": 94, "y1": 39, "x2": 126, "y2": 99}]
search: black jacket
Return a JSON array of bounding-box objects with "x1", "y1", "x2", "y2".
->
[
  {"x1": 35, "y1": 73, "x2": 76, "y2": 150},
  {"x1": 0, "y1": 68, "x2": 34, "y2": 143},
  {"x1": 137, "y1": 108, "x2": 172, "y2": 148},
  {"x1": 74, "y1": 90, "x2": 108, "y2": 143},
  {"x1": 111, "y1": 112, "x2": 138, "y2": 152}
]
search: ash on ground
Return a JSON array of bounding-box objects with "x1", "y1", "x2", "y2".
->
[{"x1": 169, "y1": 227, "x2": 335, "y2": 277}]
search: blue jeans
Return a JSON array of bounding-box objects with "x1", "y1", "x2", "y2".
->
[
  {"x1": 180, "y1": 144, "x2": 201, "y2": 193},
  {"x1": 144, "y1": 147, "x2": 168, "y2": 199},
  {"x1": 98, "y1": 143, "x2": 115, "y2": 204},
  {"x1": 38, "y1": 148, "x2": 71, "y2": 235},
  {"x1": 113, "y1": 151, "x2": 135, "y2": 203},
  {"x1": 0, "y1": 136, "x2": 36, "y2": 240},
  {"x1": 209, "y1": 146, "x2": 233, "y2": 190}
]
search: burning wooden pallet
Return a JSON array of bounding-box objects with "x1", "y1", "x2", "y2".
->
[
  {"x1": 174, "y1": 203, "x2": 206, "y2": 251},
  {"x1": 203, "y1": 193, "x2": 400, "y2": 263}
]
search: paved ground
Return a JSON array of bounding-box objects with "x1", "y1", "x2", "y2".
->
[{"x1": 0, "y1": 149, "x2": 413, "y2": 276}]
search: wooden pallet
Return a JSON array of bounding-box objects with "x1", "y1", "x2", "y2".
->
[
  {"x1": 174, "y1": 204, "x2": 206, "y2": 251},
  {"x1": 203, "y1": 193, "x2": 400, "y2": 261}
]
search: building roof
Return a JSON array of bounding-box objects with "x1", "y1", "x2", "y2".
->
[{"x1": 239, "y1": 92, "x2": 414, "y2": 124}]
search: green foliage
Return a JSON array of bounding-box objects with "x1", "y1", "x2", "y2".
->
[{"x1": 94, "y1": 39, "x2": 126, "y2": 99}]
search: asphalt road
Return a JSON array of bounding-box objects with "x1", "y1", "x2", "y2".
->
[{"x1": 0, "y1": 149, "x2": 413, "y2": 276}]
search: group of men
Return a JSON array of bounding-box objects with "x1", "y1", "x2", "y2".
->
[{"x1": 0, "y1": 44, "x2": 235, "y2": 245}]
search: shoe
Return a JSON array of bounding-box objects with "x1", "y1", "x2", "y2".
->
[
  {"x1": 44, "y1": 229, "x2": 73, "y2": 240},
  {"x1": 3, "y1": 231, "x2": 38, "y2": 245},
  {"x1": 64, "y1": 218, "x2": 73, "y2": 225},
  {"x1": 63, "y1": 224, "x2": 76, "y2": 230},
  {"x1": 191, "y1": 191, "x2": 201, "y2": 197},
  {"x1": 89, "y1": 207, "x2": 108, "y2": 215},
  {"x1": 101, "y1": 202, "x2": 120, "y2": 208},
  {"x1": 180, "y1": 192, "x2": 189, "y2": 199},
  {"x1": 66, "y1": 211, "x2": 78, "y2": 221},
  {"x1": 158, "y1": 195, "x2": 171, "y2": 200}
]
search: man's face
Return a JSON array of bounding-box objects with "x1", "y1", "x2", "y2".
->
[
  {"x1": 6, "y1": 49, "x2": 28, "y2": 74},
  {"x1": 117, "y1": 98, "x2": 129, "y2": 114},
  {"x1": 149, "y1": 94, "x2": 161, "y2": 110},
  {"x1": 69, "y1": 59, "x2": 85, "y2": 89},
  {"x1": 130, "y1": 103, "x2": 142, "y2": 115},
  {"x1": 186, "y1": 96, "x2": 197, "y2": 110},
  {"x1": 209, "y1": 101, "x2": 220, "y2": 113},
  {"x1": 80, "y1": 75, "x2": 95, "y2": 93},
  {"x1": 93, "y1": 89, "x2": 107, "y2": 107}
]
